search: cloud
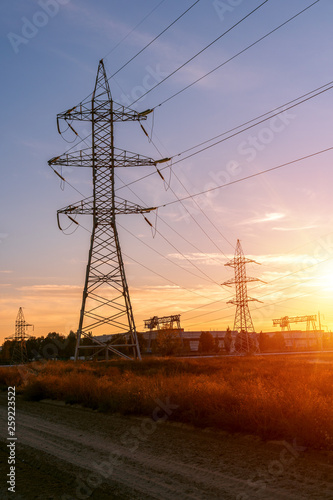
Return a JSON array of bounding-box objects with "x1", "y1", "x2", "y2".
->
[
  {"x1": 167, "y1": 252, "x2": 224, "y2": 265},
  {"x1": 17, "y1": 285, "x2": 81, "y2": 293},
  {"x1": 240, "y1": 212, "x2": 286, "y2": 225},
  {"x1": 272, "y1": 225, "x2": 317, "y2": 231}
]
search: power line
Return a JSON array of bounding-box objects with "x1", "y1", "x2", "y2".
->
[
  {"x1": 159, "y1": 145, "x2": 333, "y2": 208},
  {"x1": 130, "y1": 0, "x2": 270, "y2": 105},
  {"x1": 115, "y1": 79, "x2": 333, "y2": 193},
  {"x1": 70, "y1": 0, "x2": 201, "y2": 109},
  {"x1": 102, "y1": 0, "x2": 167, "y2": 60},
  {"x1": 147, "y1": 148, "x2": 233, "y2": 256},
  {"x1": 174, "y1": 80, "x2": 333, "y2": 159},
  {"x1": 151, "y1": 0, "x2": 322, "y2": 108},
  {"x1": 52, "y1": 116, "x2": 233, "y2": 267},
  {"x1": 109, "y1": 0, "x2": 201, "y2": 80},
  {"x1": 171, "y1": 169, "x2": 234, "y2": 250},
  {"x1": 53, "y1": 161, "x2": 333, "y2": 328},
  {"x1": 137, "y1": 124, "x2": 234, "y2": 254},
  {"x1": 58, "y1": 77, "x2": 333, "y2": 197},
  {"x1": 183, "y1": 263, "x2": 333, "y2": 328},
  {"x1": 118, "y1": 221, "x2": 220, "y2": 288},
  {"x1": 181, "y1": 250, "x2": 333, "y2": 324},
  {"x1": 114, "y1": 171, "x2": 228, "y2": 267},
  {"x1": 76, "y1": 218, "x2": 221, "y2": 302}
]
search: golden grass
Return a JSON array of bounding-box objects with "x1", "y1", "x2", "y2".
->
[{"x1": 1, "y1": 355, "x2": 333, "y2": 449}]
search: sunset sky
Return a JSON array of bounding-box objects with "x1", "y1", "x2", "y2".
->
[{"x1": 2, "y1": 0, "x2": 333, "y2": 343}]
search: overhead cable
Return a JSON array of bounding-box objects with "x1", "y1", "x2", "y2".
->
[
  {"x1": 130, "y1": 0, "x2": 270, "y2": 106},
  {"x1": 148, "y1": 0, "x2": 322, "y2": 108}
]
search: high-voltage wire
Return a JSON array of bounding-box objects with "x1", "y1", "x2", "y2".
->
[
  {"x1": 182, "y1": 252, "x2": 333, "y2": 325},
  {"x1": 115, "y1": 79, "x2": 333, "y2": 193},
  {"x1": 67, "y1": 200, "x2": 333, "y2": 328},
  {"x1": 76, "y1": 218, "x2": 219, "y2": 301},
  {"x1": 68, "y1": 0, "x2": 201, "y2": 108},
  {"x1": 140, "y1": 130, "x2": 235, "y2": 254},
  {"x1": 130, "y1": 0, "x2": 270, "y2": 105},
  {"x1": 114, "y1": 172, "x2": 228, "y2": 267},
  {"x1": 57, "y1": 78, "x2": 333, "y2": 198},
  {"x1": 141, "y1": 0, "x2": 321, "y2": 108},
  {"x1": 108, "y1": 0, "x2": 201, "y2": 80},
  {"x1": 158, "y1": 145, "x2": 333, "y2": 208},
  {"x1": 173, "y1": 80, "x2": 333, "y2": 158},
  {"x1": 102, "y1": 0, "x2": 167, "y2": 59}
]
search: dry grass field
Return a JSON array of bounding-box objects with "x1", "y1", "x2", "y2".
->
[{"x1": 1, "y1": 354, "x2": 333, "y2": 450}]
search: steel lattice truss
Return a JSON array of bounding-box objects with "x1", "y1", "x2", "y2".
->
[
  {"x1": 6, "y1": 307, "x2": 33, "y2": 364},
  {"x1": 222, "y1": 240, "x2": 261, "y2": 354},
  {"x1": 144, "y1": 315, "x2": 181, "y2": 330},
  {"x1": 49, "y1": 60, "x2": 156, "y2": 361}
]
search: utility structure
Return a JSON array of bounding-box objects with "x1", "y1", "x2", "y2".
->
[
  {"x1": 5, "y1": 307, "x2": 33, "y2": 364},
  {"x1": 144, "y1": 314, "x2": 181, "y2": 331},
  {"x1": 273, "y1": 314, "x2": 322, "y2": 350},
  {"x1": 49, "y1": 59, "x2": 158, "y2": 361},
  {"x1": 222, "y1": 240, "x2": 261, "y2": 353},
  {"x1": 272, "y1": 315, "x2": 317, "y2": 331},
  {"x1": 144, "y1": 315, "x2": 182, "y2": 352}
]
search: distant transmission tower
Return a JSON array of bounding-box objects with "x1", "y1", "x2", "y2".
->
[
  {"x1": 5, "y1": 307, "x2": 33, "y2": 364},
  {"x1": 49, "y1": 60, "x2": 157, "y2": 361},
  {"x1": 222, "y1": 240, "x2": 261, "y2": 353}
]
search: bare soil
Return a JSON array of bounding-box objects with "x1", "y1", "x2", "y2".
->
[{"x1": 1, "y1": 392, "x2": 333, "y2": 499}]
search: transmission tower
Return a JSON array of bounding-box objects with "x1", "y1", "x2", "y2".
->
[
  {"x1": 5, "y1": 307, "x2": 33, "y2": 364},
  {"x1": 49, "y1": 60, "x2": 157, "y2": 361},
  {"x1": 222, "y1": 240, "x2": 261, "y2": 354}
]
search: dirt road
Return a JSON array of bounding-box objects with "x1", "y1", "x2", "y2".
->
[{"x1": 1, "y1": 393, "x2": 333, "y2": 499}]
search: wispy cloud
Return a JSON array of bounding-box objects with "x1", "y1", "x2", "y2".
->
[
  {"x1": 18, "y1": 285, "x2": 81, "y2": 292},
  {"x1": 272, "y1": 225, "x2": 317, "y2": 232},
  {"x1": 167, "y1": 252, "x2": 224, "y2": 266},
  {"x1": 240, "y1": 212, "x2": 286, "y2": 225}
]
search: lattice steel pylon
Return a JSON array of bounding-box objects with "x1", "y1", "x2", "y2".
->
[
  {"x1": 222, "y1": 240, "x2": 261, "y2": 354},
  {"x1": 5, "y1": 307, "x2": 33, "y2": 364},
  {"x1": 48, "y1": 60, "x2": 157, "y2": 361}
]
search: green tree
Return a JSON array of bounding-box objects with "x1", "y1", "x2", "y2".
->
[
  {"x1": 198, "y1": 331, "x2": 214, "y2": 353},
  {"x1": 224, "y1": 327, "x2": 232, "y2": 354},
  {"x1": 0, "y1": 340, "x2": 13, "y2": 363},
  {"x1": 156, "y1": 329, "x2": 182, "y2": 356},
  {"x1": 62, "y1": 330, "x2": 77, "y2": 359},
  {"x1": 214, "y1": 335, "x2": 220, "y2": 353},
  {"x1": 136, "y1": 331, "x2": 146, "y2": 353},
  {"x1": 259, "y1": 331, "x2": 266, "y2": 352}
]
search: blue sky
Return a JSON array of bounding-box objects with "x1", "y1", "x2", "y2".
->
[{"x1": 1, "y1": 0, "x2": 333, "y2": 341}]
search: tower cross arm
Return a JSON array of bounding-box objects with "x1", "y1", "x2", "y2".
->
[
  {"x1": 225, "y1": 257, "x2": 261, "y2": 268},
  {"x1": 57, "y1": 197, "x2": 156, "y2": 217},
  {"x1": 49, "y1": 148, "x2": 157, "y2": 169},
  {"x1": 228, "y1": 296, "x2": 263, "y2": 305},
  {"x1": 56, "y1": 98, "x2": 151, "y2": 124},
  {"x1": 48, "y1": 147, "x2": 92, "y2": 168}
]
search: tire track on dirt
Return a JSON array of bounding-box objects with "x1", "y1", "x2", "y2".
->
[{"x1": 1, "y1": 396, "x2": 333, "y2": 499}]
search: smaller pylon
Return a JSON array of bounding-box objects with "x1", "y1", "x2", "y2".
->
[
  {"x1": 5, "y1": 308, "x2": 33, "y2": 364},
  {"x1": 222, "y1": 240, "x2": 262, "y2": 354}
]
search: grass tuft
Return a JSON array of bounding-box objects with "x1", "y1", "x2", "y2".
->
[{"x1": 1, "y1": 355, "x2": 333, "y2": 449}]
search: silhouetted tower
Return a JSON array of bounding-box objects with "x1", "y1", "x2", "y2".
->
[
  {"x1": 6, "y1": 307, "x2": 33, "y2": 364},
  {"x1": 222, "y1": 240, "x2": 261, "y2": 353},
  {"x1": 48, "y1": 60, "x2": 156, "y2": 361}
]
